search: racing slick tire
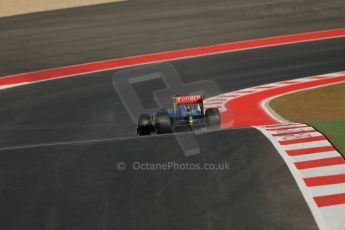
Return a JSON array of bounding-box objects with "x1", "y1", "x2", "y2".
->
[
  {"x1": 137, "y1": 114, "x2": 152, "y2": 136},
  {"x1": 155, "y1": 111, "x2": 172, "y2": 134},
  {"x1": 205, "y1": 108, "x2": 220, "y2": 130}
]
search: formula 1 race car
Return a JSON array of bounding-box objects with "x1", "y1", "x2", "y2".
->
[{"x1": 137, "y1": 95, "x2": 220, "y2": 135}]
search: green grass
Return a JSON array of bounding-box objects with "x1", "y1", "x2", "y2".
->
[
  {"x1": 307, "y1": 119, "x2": 345, "y2": 157},
  {"x1": 270, "y1": 83, "x2": 345, "y2": 122}
]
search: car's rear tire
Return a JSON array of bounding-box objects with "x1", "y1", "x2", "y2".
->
[
  {"x1": 155, "y1": 111, "x2": 172, "y2": 134},
  {"x1": 137, "y1": 114, "x2": 152, "y2": 135},
  {"x1": 205, "y1": 108, "x2": 220, "y2": 130}
]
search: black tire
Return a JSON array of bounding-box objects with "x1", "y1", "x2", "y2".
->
[
  {"x1": 205, "y1": 108, "x2": 220, "y2": 130},
  {"x1": 137, "y1": 114, "x2": 152, "y2": 136},
  {"x1": 155, "y1": 111, "x2": 172, "y2": 134}
]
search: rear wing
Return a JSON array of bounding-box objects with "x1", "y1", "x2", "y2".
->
[{"x1": 175, "y1": 95, "x2": 203, "y2": 104}]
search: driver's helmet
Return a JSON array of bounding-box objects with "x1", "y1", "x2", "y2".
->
[
  {"x1": 185, "y1": 105, "x2": 192, "y2": 112},
  {"x1": 186, "y1": 104, "x2": 201, "y2": 116}
]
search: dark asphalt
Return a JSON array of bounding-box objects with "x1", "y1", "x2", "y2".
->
[
  {"x1": 0, "y1": 129, "x2": 317, "y2": 230},
  {"x1": 1, "y1": 0, "x2": 345, "y2": 75},
  {"x1": 0, "y1": 38, "x2": 343, "y2": 230},
  {"x1": 1, "y1": 1, "x2": 344, "y2": 229},
  {"x1": 0, "y1": 37, "x2": 344, "y2": 147}
]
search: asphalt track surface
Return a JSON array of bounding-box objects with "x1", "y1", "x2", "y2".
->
[
  {"x1": 1, "y1": 1, "x2": 345, "y2": 230},
  {"x1": 1, "y1": 37, "x2": 344, "y2": 147},
  {"x1": 0, "y1": 128, "x2": 319, "y2": 230},
  {"x1": 1, "y1": 0, "x2": 345, "y2": 75}
]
